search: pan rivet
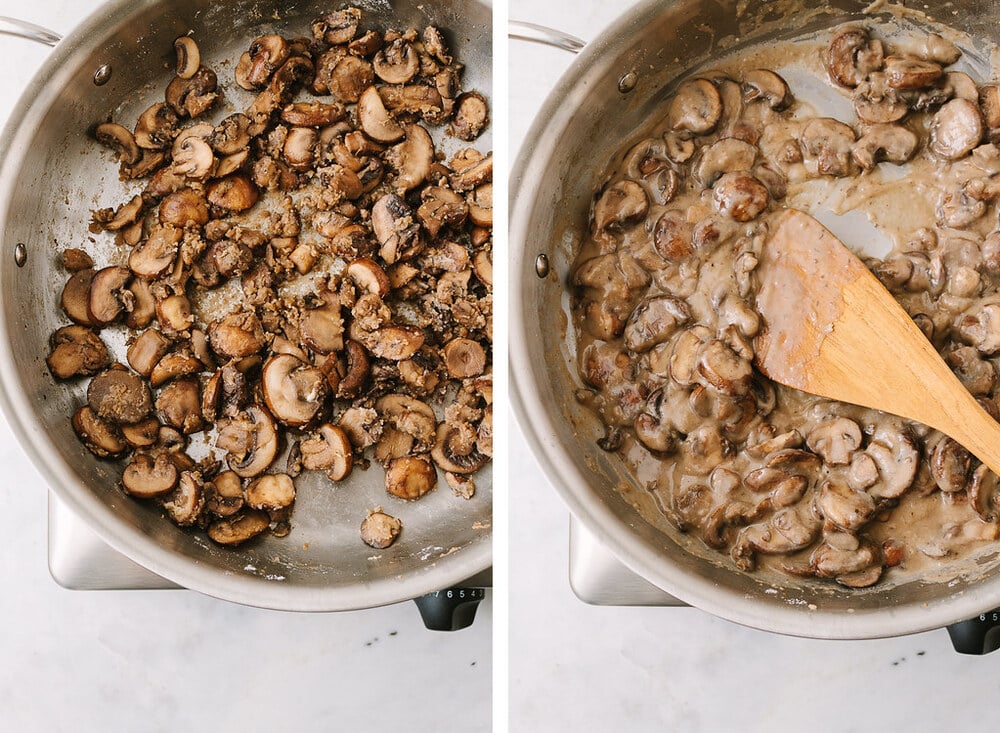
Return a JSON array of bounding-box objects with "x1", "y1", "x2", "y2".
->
[
  {"x1": 534, "y1": 254, "x2": 549, "y2": 278},
  {"x1": 93, "y1": 65, "x2": 112, "y2": 86},
  {"x1": 13, "y1": 243, "x2": 26, "y2": 268},
  {"x1": 618, "y1": 71, "x2": 638, "y2": 94}
]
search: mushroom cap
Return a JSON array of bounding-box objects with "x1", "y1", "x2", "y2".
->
[
  {"x1": 245, "y1": 472, "x2": 296, "y2": 511},
  {"x1": 667, "y1": 78, "x2": 722, "y2": 135},
  {"x1": 357, "y1": 86, "x2": 405, "y2": 143},
  {"x1": 360, "y1": 509, "x2": 403, "y2": 549},
  {"x1": 217, "y1": 405, "x2": 279, "y2": 478},
  {"x1": 385, "y1": 455, "x2": 437, "y2": 500},
  {"x1": 261, "y1": 354, "x2": 329, "y2": 427},
  {"x1": 207, "y1": 510, "x2": 270, "y2": 546},
  {"x1": 300, "y1": 423, "x2": 353, "y2": 481},
  {"x1": 87, "y1": 367, "x2": 152, "y2": 424},
  {"x1": 122, "y1": 452, "x2": 179, "y2": 498}
]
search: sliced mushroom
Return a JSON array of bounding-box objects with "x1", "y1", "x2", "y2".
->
[
  {"x1": 806, "y1": 417, "x2": 862, "y2": 466},
  {"x1": 281, "y1": 101, "x2": 346, "y2": 127},
  {"x1": 652, "y1": 210, "x2": 694, "y2": 262},
  {"x1": 165, "y1": 66, "x2": 218, "y2": 118},
  {"x1": 61, "y1": 269, "x2": 95, "y2": 325},
  {"x1": 312, "y1": 8, "x2": 361, "y2": 45},
  {"x1": 95, "y1": 122, "x2": 141, "y2": 165},
  {"x1": 156, "y1": 294, "x2": 194, "y2": 337},
  {"x1": 694, "y1": 138, "x2": 757, "y2": 187},
  {"x1": 300, "y1": 296, "x2": 344, "y2": 354},
  {"x1": 800, "y1": 118, "x2": 856, "y2": 177},
  {"x1": 88, "y1": 366, "x2": 152, "y2": 424},
  {"x1": 216, "y1": 405, "x2": 279, "y2": 478},
  {"x1": 129, "y1": 226, "x2": 181, "y2": 279},
  {"x1": 731, "y1": 507, "x2": 819, "y2": 570},
  {"x1": 930, "y1": 436, "x2": 971, "y2": 492},
  {"x1": 883, "y1": 55, "x2": 942, "y2": 90},
  {"x1": 385, "y1": 124, "x2": 434, "y2": 193},
  {"x1": 593, "y1": 180, "x2": 648, "y2": 233},
  {"x1": 261, "y1": 354, "x2": 328, "y2": 427},
  {"x1": 682, "y1": 425, "x2": 733, "y2": 475},
  {"x1": 209, "y1": 312, "x2": 266, "y2": 359},
  {"x1": 205, "y1": 470, "x2": 244, "y2": 517},
  {"x1": 47, "y1": 326, "x2": 109, "y2": 380},
  {"x1": 300, "y1": 423, "x2": 353, "y2": 481},
  {"x1": 633, "y1": 389, "x2": 681, "y2": 454},
  {"x1": 385, "y1": 455, "x2": 437, "y2": 499},
  {"x1": 122, "y1": 452, "x2": 178, "y2": 498},
  {"x1": 372, "y1": 192, "x2": 421, "y2": 263},
  {"x1": 72, "y1": 405, "x2": 127, "y2": 458},
  {"x1": 851, "y1": 124, "x2": 918, "y2": 170},
  {"x1": 373, "y1": 38, "x2": 419, "y2": 84},
  {"x1": 946, "y1": 345, "x2": 996, "y2": 395},
  {"x1": 174, "y1": 36, "x2": 201, "y2": 79},
  {"x1": 810, "y1": 533, "x2": 882, "y2": 579},
  {"x1": 853, "y1": 73, "x2": 908, "y2": 124},
  {"x1": 207, "y1": 510, "x2": 270, "y2": 545},
  {"x1": 623, "y1": 295, "x2": 690, "y2": 353},
  {"x1": 712, "y1": 172, "x2": 769, "y2": 221},
  {"x1": 155, "y1": 377, "x2": 204, "y2": 434},
  {"x1": 955, "y1": 299, "x2": 1000, "y2": 355},
  {"x1": 206, "y1": 174, "x2": 259, "y2": 212},
  {"x1": 825, "y1": 28, "x2": 884, "y2": 88},
  {"x1": 863, "y1": 426, "x2": 920, "y2": 499},
  {"x1": 92, "y1": 194, "x2": 143, "y2": 231},
  {"x1": 161, "y1": 470, "x2": 206, "y2": 526},
  {"x1": 172, "y1": 135, "x2": 215, "y2": 179},
  {"x1": 431, "y1": 421, "x2": 487, "y2": 474},
  {"x1": 134, "y1": 103, "x2": 179, "y2": 150},
  {"x1": 667, "y1": 79, "x2": 722, "y2": 135},
  {"x1": 357, "y1": 86, "x2": 405, "y2": 143},
  {"x1": 442, "y1": 338, "x2": 487, "y2": 378},
  {"x1": 360, "y1": 508, "x2": 403, "y2": 549},
  {"x1": 450, "y1": 92, "x2": 489, "y2": 141},
  {"x1": 121, "y1": 417, "x2": 160, "y2": 449},
  {"x1": 336, "y1": 340, "x2": 371, "y2": 398},
  {"x1": 929, "y1": 98, "x2": 984, "y2": 160},
  {"x1": 159, "y1": 188, "x2": 209, "y2": 227},
  {"x1": 148, "y1": 351, "x2": 203, "y2": 388},
  {"x1": 741, "y1": 69, "x2": 791, "y2": 109},
  {"x1": 364, "y1": 325, "x2": 424, "y2": 361},
  {"x1": 969, "y1": 464, "x2": 1000, "y2": 522},
  {"x1": 245, "y1": 473, "x2": 295, "y2": 511},
  {"x1": 817, "y1": 480, "x2": 876, "y2": 532}
]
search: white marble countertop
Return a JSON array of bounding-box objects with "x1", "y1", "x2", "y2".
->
[
  {"x1": 0, "y1": 1, "x2": 489, "y2": 730},
  {"x1": 509, "y1": 1, "x2": 1000, "y2": 731}
]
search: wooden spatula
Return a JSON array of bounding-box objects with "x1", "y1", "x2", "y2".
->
[{"x1": 754, "y1": 208, "x2": 1000, "y2": 476}]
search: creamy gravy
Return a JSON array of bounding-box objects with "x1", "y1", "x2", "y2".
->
[{"x1": 570, "y1": 20, "x2": 1000, "y2": 587}]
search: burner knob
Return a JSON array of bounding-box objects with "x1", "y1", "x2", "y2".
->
[
  {"x1": 946, "y1": 609, "x2": 1000, "y2": 655},
  {"x1": 414, "y1": 588, "x2": 486, "y2": 631}
]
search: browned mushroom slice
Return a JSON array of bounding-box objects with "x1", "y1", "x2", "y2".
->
[
  {"x1": 47, "y1": 326, "x2": 109, "y2": 380},
  {"x1": 159, "y1": 188, "x2": 209, "y2": 228},
  {"x1": 281, "y1": 101, "x2": 346, "y2": 127},
  {"x1": 694, "y1": 138, "x2": 758, "y2": 188},
  {"x1": 376, "y1": 393, "x2": 437, "y2": 454},
  {"x1": 338, "y1": 405, "x2": 383, "y2": 450},
  {"x1": 261, "y1": 354, "x2": 328, "y2": 427},
  {"x1": 449, "y1": 151, "x2": 492, "y2": 192},
  {"x1": 173, "y1": 36, "x2": 200, "y2": 79},
  {"x1": 165, "y1": 66, "x2": 218, "y2": 118},
  {"x1": 443, "y1": 338, "x2": 486, "y2": 378},
  {"x1": 372, "y1": 192, "x2": 422, "y2": 264},
  {"x1": 851, "y1": 124, "x2": 918, "y2": 170},
  {"x1": 633, "y1": 390, "x2": 681, "y2": 454},
  {"x1": 156, "y1": 294, "x2": 194, "y2": 337},
  {"x1": 171, "y1": 136, "x2": 215, "y2": 180},
  {"x1": 88, "y1": 366, "x2": 152, "y2": 425},
  {"x1": 345, "y1": 257, "x2": 391, "y2": 298},
  {"x1": 696, "y1": 339, "x2": 752, "y2": 396},
  {"x1": 92, "y1": 194, "x2": 143, "y2": 231},
  {"x1": 380, "y1": 84, "x2": 444, "y2": 117},
  {"x1": 817, "y1": 480, "x2": 876, "y2": 532},
  {"x1": 593, "y1": 180, "x2": 648, "y2": 233},
  {"x1": 806, "y1": 417, "x2": 862, "y2": 466},
  {"x1": 129, "y1": 226, "x2": 181, "y2": 279},
  {"x1": 121, "y1": 452, "x2": 178, "y2": 498},
  {"x1": 652, "y1": 210, "x2": 694, "y2": 262},
  {"x1": 95, "y1": 122, "x2": 141, "y2": 165},
  {"x1": 61, "y1": 269, "x2": 95, "y2": 325},
  {"x1": 445, "y1": 472, "x2": 476, "y2": 500},
  {"x1": 236, "y1": 35, "x2": 291, "y2": 90},
  {"x1": 134, "y1": 103, "x2": 179, "y2": 150},
  {"x1": 385, "y1": 455, "x2": 437, "y2": 500},
  {"x1": 217, "y1": 405, "x2": 279, "y2": 478},
  {"x1": 669, "y1": 326, "x2": 713, "y2": 386},
  {"x1": 334, "y1": 340, "x2": 371, "y2": 398},
  {"x1": 623, "y1": 296, "x2": 690, "y2": 354},
  {"x1": 205, "y1": 470, "x2": 244, "y2": 517},
  {"x1": 467, "y1": 184, "x2": 492, "y2": 228},
  {"x1": 472, "y1": 249, "x2": 493, "y2": 288},
  {"x1": 312, "y1": 8, "x2": 361, "y2": 45},
  {"x1": 385, "y1": 124, "x2": 434, "y2": 193},
  {"x1": 929, "y1": 98, "x2": 984, "y2": 160},
  {"x1": 245, "y1": 473, "x2": 296, "y2": 511},
  {"x1": 349, "y1": 30, "x2": 383, "y2": 57},
  {"x1": 681, "y1": 425, "x2": 733, "y2": 475},
  {"x1": 299, "y1": 297, "x2": 344, "y2": 354},
  {"x1": 207, "y1": 174, "x2": 259, "y2": 212},
  {"x1": 417, "y1": 186, "x2": 468, "y2": 237},
  {"x1": 852, "y1": 73, "x2": 908, "y2": 124},
  {"x1": 969, "y1": 464, "x2": 1000, "y2": 522},
  {"x1": 883, "y1": 55, "x2": 942, "y2": 90},
  {"x1": 209, "y1": 311, "x2": 266, "y2": 360},
  {"x1": 72, "y1": 405, "x2": 127, "y2": 458},
  {"x1": 357, "y1": 86, "x2": 405, "y2": 143},
  {"x1": 207, "y1": 509, "x2": 270, "y2": 546},
  {"x1": 360, "y1": 508, "x2": 403, "y2": 549},
  {"x1": 450, "y1": 92, "x2": 489, "y2": 141},
  {"x1": 120, "y1": 416, "x2": 160, "y2": 449},
  {"x1": 810, "y1": 533, "x2": 882, "y2": 579},
  {"x1": 300, "y1": 423, "x2": 353, "y2": 481},
  {"x1": 431, "y1": 421, "x2": 487, "y2": 474},
  {"x1": 825, "y1": 28, "x2": 884, "y2": 88},
  {"x1": 365, "y1": 325, "x2": 424, "y2": 361},
  {"x1": 158, "y1": 470, "x2": 204, "y2": 526},
  {"x1": 930, "y1": 436, "x2": 971, "y2": 492},
  {"x1": 324, "y1": 55, "x2": 374, "y2": 103},
  {"x1": 155, "y1": 378, "x2": 204, "y2": 434},
  {"x1": 373, "y1": 38, "x2": 419, "y2": 84},
  {"x1": 149, "y1": 351, "x2": 203, "y2": 388},
  {"x1": 668, "y1": 79, "x2": 723, "y2": 136}
]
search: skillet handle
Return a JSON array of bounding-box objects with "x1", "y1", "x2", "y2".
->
[
  {"x1": 508, "y1": 20, "x2": 584, "y2": 54},
  {"x1": 0, "y1": 16, "x2": 61, "y2": 47}
]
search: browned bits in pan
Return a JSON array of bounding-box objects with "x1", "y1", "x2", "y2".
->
[{"x1": 56, "y1": 7, "x2": 491, "y2": 550}]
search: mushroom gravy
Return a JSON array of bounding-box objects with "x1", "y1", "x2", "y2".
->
[{"x1": 571, "y1": 20, "x2": 1000, "y2": 588}]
